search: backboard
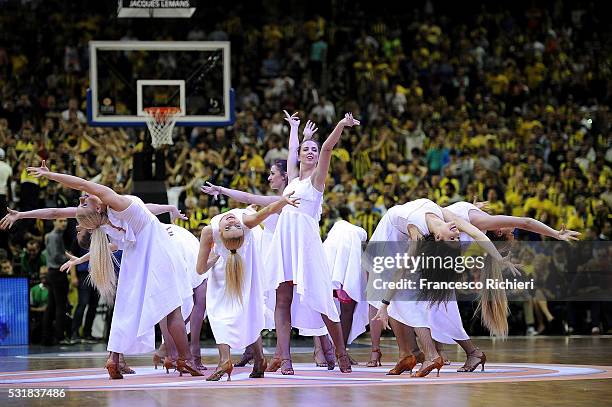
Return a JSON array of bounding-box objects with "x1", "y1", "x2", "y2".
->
[{"x1": 87, "y1": 41, "x2": 234, "y2": 127}]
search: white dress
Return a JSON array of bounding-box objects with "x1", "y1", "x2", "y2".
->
[
  {"x1": 324, "y1": 220, "x2": 369, "y2": 344},
  {"x1": 426, "y1": 201, "x2": 483, "y2": 344},
  {"x1": 265, "y1": 176, "x2": 340, "y2": 331},
  {"x1": 164, "y1": 224, "x2": 208, "y2": 290},
  {"x1": 105, "y1": 196, "x2": 195, "y2": 354},
  {"x1": 368, "y1": 198, "x2": 441, "y2": 329},
  {"x1": 206, "y1": 208, "x2": 265, "y2": 349}
]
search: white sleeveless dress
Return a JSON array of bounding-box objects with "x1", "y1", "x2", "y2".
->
[
  {"x1": 206, "y1": 208, "x2": 265, "y2": 349},
  {"x1": 265, "y1": 176, "x2": 340, "y2": 331},
  {"x1": 105, "y1": 196, "x2": 195, "y2": 354},
  {"x1": 427, "y1": 201, "x2": 484, "y2": 344},
  {"x1": 368, "y1": 198, "x2": 442, "y2": 329}
]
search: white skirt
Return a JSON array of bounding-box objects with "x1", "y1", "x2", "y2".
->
[
  {"x1": 265, "y1": 210, "x2": 340, "y2": 330},
  {"x1": 428, "y1": 299, "x2": 470, "y2": 344}
]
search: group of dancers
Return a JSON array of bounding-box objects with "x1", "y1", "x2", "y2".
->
[{"x1": 0, "y1": 110, "x2": 580, "y2": 381}]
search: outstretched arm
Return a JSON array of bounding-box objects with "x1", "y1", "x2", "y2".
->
[
  {"x1": 196, "y1": 226, "x2": 214, "y2": 275},
  {"x1": 312, "y1": 113, "x2": 360, "y2": 191},
  {"x1": 470, "y1": 212, "x2": 580, "y2": 241},
  {"x1": 144, "y1": 204, "x2": 187, "y2": 222},
  {"x1": 201, "y1": 182, "x2": 279, "y2": 206},
  {"x1": 1, "y1": 207, "x2": 77, "y2": 230},
  {"x1": 284, "y1": 110, "x2": 301, "y2": 182},
  {"x1": 242, "y1": 194, "x2": 301, "y2": 229},
  {"x1": 27, "y1": 161, "x2": 131, "y2": 212}
]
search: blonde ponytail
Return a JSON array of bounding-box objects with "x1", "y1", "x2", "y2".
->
[
  {"x1": 77, "y1": 207, "x2": 118, "y2": 305},
  {"x1": 87, "y1": 228, "x2": 118, "y2": 305},
  {"x1": 221, "y1": 234, "x2": 245, "y2": 304},
  {"x1": 476, "y1": 256, "x2": 509, "y2": 337}
]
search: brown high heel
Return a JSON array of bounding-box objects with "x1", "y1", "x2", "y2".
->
[
  {"x1": 193, "y1": 356, "x2": 207, "y2": 371},
  {"x1": 280, "y1": 359, "x2": 294, "y2": 375},
  {"x1": 105, "y1": 359, "x2": 124, "y2": 380},
  {"x1": 177, "y1": 358, "x2": 205, "y2": 377},
  {"x1": 313, "y1": 348, "x2": 327, "y2": 367},
  {"x1": 249, "y1": 358, "x2": 268, "y2": 378},
  {"x1": 266, "y1": 357, "x2": 282, "y2": 372},
  {"x1": 413, "y1": 356, "x2": 444, "y2": 378},
  {"x1": 366, "y1": 349, "x2": 382, "y2": 367},
  {"x1": 206, "y1": 360, "x2": 233, "y2": 381},
  {"x1": 234, "y1": 349, "x2": 254, "y2": 367},
  {"x1": 153, "y1": 353, "x2": 163, "y2": 370},
  {"x1": 387, "y1": 355, "x2": 417, "y2": 375},
  {"x1": 163, "y1": 357, "x2": 176, "y2": 374},
  {"x1": 337, "y1": 354, "x2": 352, "y2": 373},
  {"x1": 118, "y1": 354, "x2": 135, "y2": 374},
  {"x1": 457, "y1": 351, "x2": 486, "y2": 372}
]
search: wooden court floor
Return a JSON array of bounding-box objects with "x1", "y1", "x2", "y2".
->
[{"x1": 1, "y1": 336, "x2": 612, "y2": 407}]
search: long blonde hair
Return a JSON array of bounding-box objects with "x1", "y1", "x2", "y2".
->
[
  {"x1": 220, "y1": 233, "x2": 245, "y2": 304},
  {"x1": 76, "y1": 207, "x2": 118, "y2": 305},
  {"x1": 476, "y1": 256, "x2": 509, "y2": 337}
]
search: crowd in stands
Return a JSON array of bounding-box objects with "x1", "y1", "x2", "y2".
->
[{"x1": 0, "y1": 0, "x2": 610, "y2": 342}]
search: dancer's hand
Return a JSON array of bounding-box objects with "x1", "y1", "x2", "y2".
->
[
  {"x1": 303, "y1": 120, "x2": 318, "y2": 141},
  {"x1": 373, "y1": 304, "x2": 391, "y2": 330},
  {"x1": 201, "y1": 182, "x2": 222, "y2": 200},
  {"x1": 473, "y1": 197, "x2": 490, "y2": 212},
  {"x1": 501, "y1": 256, "x2": 521, "y2": 277},
  {"x1": 0, "y1": 208, "x2": 20, "y2": 230},
  {"x1": 27, "y1": 160, "x2": 51, "y2": 178},
  {"x1": 340, "y1": 112, "x2": 360, "y2": 127},
  {"x1": 557, "y1": 224, "x2": 580, "y2": 241},
  {"x1": 60, "y1": 252, "x2": 80, "y2": 273},
  {"x1": 283, "y1": 110, "x2": 300, "y2": 128},
  {"x1": 281, "y1": 191, "x2": 301, "y2": 208},
  {"x1": 168, "y1": 206, "x2": 188, "y2": 222}
]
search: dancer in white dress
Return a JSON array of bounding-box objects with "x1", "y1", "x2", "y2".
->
[
  {"x1": 25, "y1": 161, "x2": 203, "y2": 379},
  {"x1": 370, "y1": 198, "x2": 516, "y2": 377},
  {"x1": 259, "y1": 111, "x2": 360, "y2": 374},
  {"x1": 195, "y1": 195, "x2": 300, "y2": 381},
  {"x1": 425, "y1": 201, "x2": 579, "y2": 372}
]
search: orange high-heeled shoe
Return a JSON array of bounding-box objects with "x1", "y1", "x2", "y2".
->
[
  {"x1": 177, "y1": 358, "x2": 205, "y2": 377},
  {"x1": 249, "y1": 358, "x2": 268, "y2": 378},
  {"x1": 387, "y1": 355, "x2": 417, "y2": 375},
  {"x1": 413, "y1": 356, "x2": 444, "y2": 378},
  {"x1": 163, "y1": 357, "x2": 176, "y2": 374},
  {"x1": 206, "y1": 360, "x2": 233, "y2": 381},
  {"x1": 105, "y1": 359, "x2": 124, "y2": 380},
  {"x1": 266, "y1": 357, "x2": 282, "y2": 372},
  {"x1": 457, "y1": 351, "x2": 486, "y2": 372},
  {"x1": 337, "y1": 354, "x2": 352, "y2": 373},
  {"x1": 366, "y1": 349, "x2": 382, "y2": 367}
]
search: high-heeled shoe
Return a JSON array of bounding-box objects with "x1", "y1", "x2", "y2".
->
[
  {"x1": 387, "y1": 355, "x2": 417, "y2": 375},
  {"x1": 313, "y1": 348, "x2": 328, "y2": 367},
  {"x1": 153, "y1": 353, "x2": 163, "y2": 370},
  {"x1": 323, "y1": 347, "x2": 336, "y2": 371},
  {"x1": 280, "y1": 359, "x2": 294, "y2": 375},
  {"x1": 234, "y1": 349, "x2": 254, "y2": 367},
  {"x1": 163, "y1": 356, "x2": 176, "y2": 374},
  {"x1": 193, "y1": 356, "x2": 207, "y2": 371},
  {"x1": 118, "y1": 355, "x2": 135, "y2": 374},
  {"x1": 206, "y1": 360, "x2": 233, "y2": 381},
  {"x1": 414, "y1": 351, "x2": 425, "y2": 365},
  {"x1": 177, "y1": 358, "x2": 205, "y2": 377},
  {"x1": 266, "y1": 357, "x2": 282, "y2": 372},
  {"x1": 413, "y1": 356, "x2": 444, "y2": 378},
  {"x1": 105, "y1": 359, "x2": 124, "y2": 380},
  {"x1": 348, "y1": 353, "x2": 358, "y2": 366},
  {"x1": 337, "y1": 354, "x2": 352, "y2": 373},
  {"x1": 366, "y1": 349, "x2": 382, "y2": 367},
  {"x1": 457, "y1": 351, "x2": 486, "y2": 372},
  {"x1": 249, "y1": 358, "x2": 268, "y2": 378}
]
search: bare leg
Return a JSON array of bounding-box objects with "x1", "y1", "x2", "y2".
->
[
  {"x1": 321, "y1": 314, "x2": 347, "y2": 357},
  {"x1": 456, "y1": 338, "x2": 486, "y2": 372},
  {"x1": 413, "y1": 327, "x2": 439, "y2": 361},
  {"x1": 190, "y1": 281, "x2": 207, "y2": 367},
  {"x1": 166, "y1": 307, "x2": 191, "y2": 360},
  {"x1": 274, "y1": 282, "x2": 293, "y2": 360},
  {"x1": 368, "y1": 304, "x2": 383, "y2": 363},
  {"x1": 389, "y1": 318, "x2": 414, "y2": 358},
  {"x1": 313, "y1": 335, "x2": 327, "y2": 366},
  {"x1": 318, "y1": 333, "x2": 337, "y2": 369},
  {"x1": 159, "y1": 317, "x2": 179, "y2": 360},
  {"x1": 340, "y1": 299, "x2": 356, "y2": 349}
]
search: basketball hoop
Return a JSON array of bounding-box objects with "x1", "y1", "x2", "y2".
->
[{"x1": 143, "y1": 107, "x2": 180, "y2": 149}]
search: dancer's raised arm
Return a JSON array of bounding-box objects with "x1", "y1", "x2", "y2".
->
[
  {"x1": 284, "y1": 110, "x2": 301, "y2": 182},
  {"x1": 27, "y1": 161, "x2": 131, "y2": 212},
  {"x1": 242, "y1": 193, "x2": 300, "y2": 229},
  {"x1": 312, "y1": 113, "x2": 360, "y2": 191},
  {"x1": 201, "y1": 182, "x2": 279, "y2": 206},
  {"x1": 1, "y1": 207, "x2": 77, "y2": 229},
  {"x1": 469, "y1": 211, "x2": 580, "y2": 241}
]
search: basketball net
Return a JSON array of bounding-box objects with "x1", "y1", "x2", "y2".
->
[{"x1": 143, "y1": 107, "x2": 180, "y2": 149}]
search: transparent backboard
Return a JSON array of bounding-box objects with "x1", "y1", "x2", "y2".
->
[{"x1": 87, "y1": 41, "x2": 233, "y2": 127}]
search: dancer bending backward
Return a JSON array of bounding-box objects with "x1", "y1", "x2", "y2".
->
[
  {"x1": 265, "y1": 111, "x2": 360, "y2": 374},
  {"x1": 195, "y1": 195, "x2": 300, "y2": 381},
  {"x1": 425, "y1": 200, "x2": 579, "y2": 372},
  {"x1": 370, "y1": 198, "x2": 516, "y2": 377},
  {"x1": 25, "y1": 161, "x2": 201, "y2": 379},
  {"x1": 1, "y1": 200, "x2": 205, "y2": 376}
]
